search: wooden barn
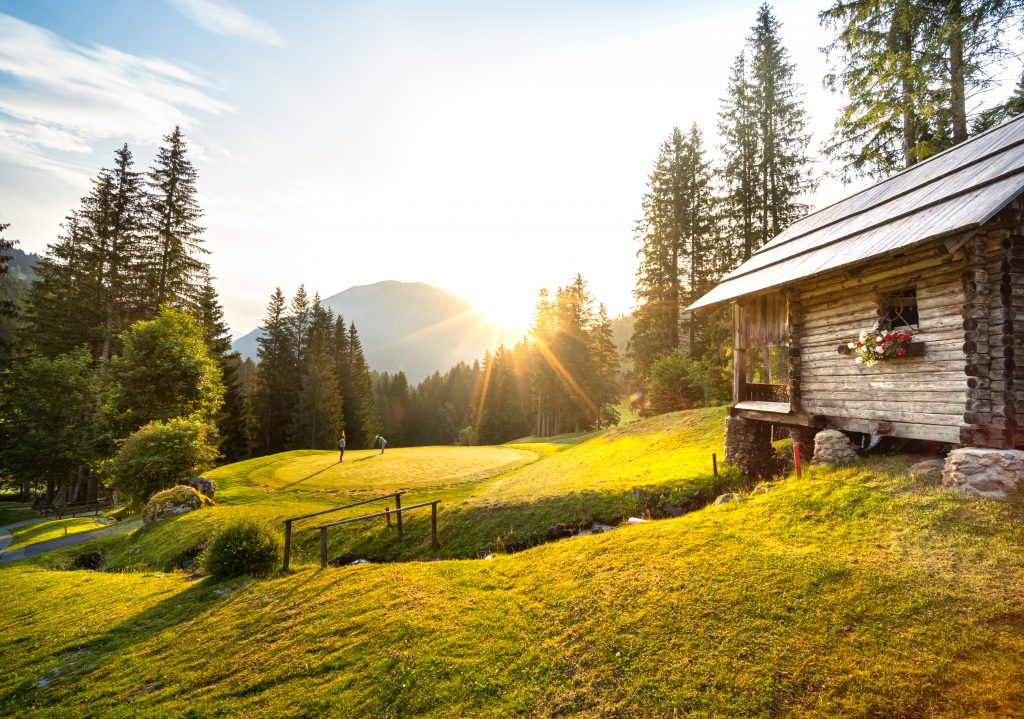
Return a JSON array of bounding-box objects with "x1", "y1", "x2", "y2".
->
[{"x1": 689, "y1": 114, "x2": 1024, "y2": 477}]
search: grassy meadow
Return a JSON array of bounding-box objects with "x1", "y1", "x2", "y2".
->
[{"x1": 2, "y1": 408, "x2": 1024, "y2": 717}]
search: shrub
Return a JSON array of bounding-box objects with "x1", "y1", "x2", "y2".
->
[
  {"x1": 109, "y1": 417, "x2": 219, "y2": 505},
  {"x1": 72, "y1": 548, "x2": 105, "y2": 570},
  {"x1": 204, "y1": 518, "x2": 282, "y2": 580},
  {"x1": 646, "y1": 350, "x2": 730, "y2": 415}
]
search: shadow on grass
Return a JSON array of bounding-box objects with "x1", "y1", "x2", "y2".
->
[{"x1": 279, "y1": 463, "x2": 340, "y2": 491}]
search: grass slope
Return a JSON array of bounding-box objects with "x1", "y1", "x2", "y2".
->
[
  {"x1": 6, "y1": 517, "x2": 107, "y2": 551},
  {"x1": 66, "y1": 409, "x2": 737, "y2": 570},
  {"x1": 2, "y1": 409, "x2": 1023, "y2": 717},
  {"x1": 2, "y1": 460, "x2": 1023, "y2": 717}
]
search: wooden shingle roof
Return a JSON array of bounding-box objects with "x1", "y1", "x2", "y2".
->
[{"x1": 689, "y1": 114, "x2": 1024, "y2": 310}]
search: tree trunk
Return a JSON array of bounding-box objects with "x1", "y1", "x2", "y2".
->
[{"x1": 948, "y1": 0, "x2": 968, "y2": 144}]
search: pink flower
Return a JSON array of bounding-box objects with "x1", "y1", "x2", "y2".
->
[{"x1": 896, "y1": 347, "x2": 906, "y2": 356}]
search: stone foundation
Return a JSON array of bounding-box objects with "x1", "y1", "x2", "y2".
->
[
  {"x1": 942, "y1": 448, "x2": 1024, "y2": 499},
  {"x1": 724, "y1": 416, "x2": 775, "y2": 479},
  {"x1": 811, "y1": 430, "x2": 858, "y2": 466}
]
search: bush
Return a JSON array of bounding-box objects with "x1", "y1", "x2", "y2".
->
[
  {"x1": 109, "y1": 417, "x2": 219, "y2": 505},
  {"x1": 204, "y1": 518, "x2": 282, "y2": 580},
  {"x1": 72, "y1": 548, "x2": 105, "y2": 570},
  {"x1": 646, "y1": 350, "x2": 730, "y2": 415}
]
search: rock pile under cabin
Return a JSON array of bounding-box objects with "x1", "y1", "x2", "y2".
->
[{"x1": 689, "y1": 114, "x2": 1024, "y2": 499}]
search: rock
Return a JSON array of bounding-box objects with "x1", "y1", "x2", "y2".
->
[
  {"x1": 186, "y1": 476, "x2": 216, "y2": 500},
  {"x1": 724, "y1": 416, "x2": 776, "y2": 479},
  {"x1": 713, "y1": 493, "x2": 740, "y2": 505},
  {"x1": 547, "y1": 524, "x2": 573, "y2": 541},
  {"x1": 661, "y1": 502, "x2": 685, "y2": 517},
  {"x1": 348, "y1": 559, "x2": 370, "y2": 565},
  {"x1": 751, "y1": 484, "x2": 769, "y2": 495},
  {"x1": 909, "y1": 459, "x2": 945, "y2": 485},
  {"x1": 811, "y1": 430, "x2": 858, "y2": 466},
  {"x1": 625, "y1": 517, "x2": 648, "y2": 524},
  {"x1": 576, "y1": 522, "x2": 617, "y2": 536},
  {"x1": 142, "y1": 485, "x2": 214, "y2": 527},
  {"x1": 484, "y1": 554, "x2": 493, "y2": 561},
  {"x1": 942, "y1": 448, "x2": 1024, "y2": 500}
]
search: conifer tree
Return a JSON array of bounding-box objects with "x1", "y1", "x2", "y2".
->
[
  {"x1": 748, "y1": 4, "x2": 813, "y2": 244},
  {"x1": 197, "y1": 279, "x2": 256, "y2": 460},
  {"x1": 254, "y1": 288, "x2": 299, "y2": 453},
  {"x1": 145, "y1": 126, "x2": 208, "y2": 310},
  {"x1": 342, "y1": 322, "x2": 380, "y2": 448},
  {"x1": 288, "y1": 296, "x2": 343, "y2": 449},
  {"x1": 820, "y1": 0, "x2": 1016, "y2": 177},
  {"x1": 718, "y1": 53, "x2": 760, "y2": 262}
]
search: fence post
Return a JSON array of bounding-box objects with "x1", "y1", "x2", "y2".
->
[
  {"x1": 282, "y1": 520, "x2": 292, "y2": 572},
  {"x1": 395, "y1": 493, "x2": 403, "y2": 539},
  {"x1": 431, "y1": 502, "x2": 437, "y2": 547},
  {"x1": 319, "y1": 527, "x2": 328, "y2": 569},
  {"x1": 712, "y1": 452, "x2": 718, "y2": 478},
  {"x1": 385, "y1": 506, "x2": 391, "y2": 527}
]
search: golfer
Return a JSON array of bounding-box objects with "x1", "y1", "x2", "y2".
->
[
  {"x1": 375, "y1": 434, "x2": 387, "y2": 455},
  {"x1": 338, "y1": 434, "x2": 346, "y2": 462}
]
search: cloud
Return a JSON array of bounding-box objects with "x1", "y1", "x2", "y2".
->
[
  {"x1": 169, "y1": 0, "x2": 285, "y2": 47},
  {"x1": 0, "y1": 13, "x2": 230, "y2": 177}
]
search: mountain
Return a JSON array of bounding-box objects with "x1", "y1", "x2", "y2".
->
[{"x1": 232, "y1": 281, "x2": 521, "y2": 382}]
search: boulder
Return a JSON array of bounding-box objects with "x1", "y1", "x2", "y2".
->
[
  {"x1": 186, "y1": 476, "x2": 216, "y2": 499},
  {"x1": 811, "y1": 430, "x2": 858, "y2": 466},
  {"x1": 942, "y1": 448, "x2": 1024, "y2": 500},
  {"x1": 713, "y1": 493, "x2": 740, "y2": 505},
  {"x1": 909, "y1": 459, "x2": 945, "y2": 486},
  {"x1": 751, "y1": 484, "x2": 769, "y2": 496},
  {"x1": 142, "y1": 485, "x2": 214, "y2": 527}
]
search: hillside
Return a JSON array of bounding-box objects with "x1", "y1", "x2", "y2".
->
[
  {"x1": 2, "y1": 410, "x2": 1024, "y2": 717},
  {"x1": 232, "y1": 281, "x2": 522, "y2": 381}
]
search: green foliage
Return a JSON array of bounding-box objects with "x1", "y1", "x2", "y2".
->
[
  {"x1": 204, "y1": 517, "x2": 282, "y2": 579},
  {"x1": 0, "y1": 347, "x2": 106, "y2": 501},
  {"x1": 109, "y1": 306, "x2": 225, "y2": 433},
  {"x1": 646, "y1": 349, "x2": 730, "y2": 414},
  {"x1": 109, "y1": 417, "x2": 218, "y2": 504},
  {"x1": 820, "y1": 0, "x2": 1017, "y2": 177}
]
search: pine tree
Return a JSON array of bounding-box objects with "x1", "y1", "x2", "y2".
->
[
  {"x1": 748, "y1": 4, "x2": 813, "y2": 244},
  {"x1": 342, "y1": 322, "x2": 380, "y2": 448},
  {"x1": 718, "y1": 53, "x2": 760, "y2": 262},
  {"x1": 254, "y1": 288, "x2": 299, "y2": 453},
  {"x1": 197, "y1": 279, "x2": 256, "y2": 460},
  {"x1": 820, "y1": 0, "x2": 1015, "y2": 177},
  {"x1": 288, "y1": 296, "x2": 343, "y2": 449},
  {"x1": 145, "y1": 126, "x2": 208, "y2": 311},
  {"x1": 90, "y1": 145, "x2": 149, "y2": 363}
]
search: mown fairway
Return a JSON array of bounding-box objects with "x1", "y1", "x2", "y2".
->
[{"x1": 2, "y1": 408, "x2": 1023, "y2": 718}]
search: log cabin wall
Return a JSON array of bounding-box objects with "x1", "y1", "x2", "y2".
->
[
  {"x1": 960, "y1": 200, "x2": 1024, "y2": 448},
  {"x1": 794, "y1": 241, "x2": 968, "y2": 444}
]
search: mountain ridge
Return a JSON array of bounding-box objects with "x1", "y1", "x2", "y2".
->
[{"x1": 232, "y1": 280, "x2": 520, "y2": 381}]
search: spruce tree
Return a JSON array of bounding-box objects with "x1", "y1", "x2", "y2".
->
[
  {"x1": 145, "y1": 126, "x2": 208, "y2": 310},
  {"x1": 342, "y1": 322, "x2": 380, "y2": 448},
  {"x1": 288, "y1": 296, "x2": 343, "y2": 449},
  {"x1": 197, "y1": 279, "x2": 256, "y2": 460},
  {"x1": 748, "y1": 4, "x2": 813, "y2": 244},
  {"x1": 718, "y1": 53, "x2": 760, "y2": 262},
  {"x1": 255, "y1": 288, "x2": 299, "y2": 453}
]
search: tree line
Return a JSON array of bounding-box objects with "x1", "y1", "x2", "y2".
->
[{"x1": 630, "y1": 1, "x2": 1024, "y2": 415}]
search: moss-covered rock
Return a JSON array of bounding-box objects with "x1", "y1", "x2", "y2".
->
[{"x1": 142, "y1": 485, "x2": 214, "y2": 527}]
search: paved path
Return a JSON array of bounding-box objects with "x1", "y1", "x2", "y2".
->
[{"x1": 0, "y1": 519, "x2": 141, "y2": 564}]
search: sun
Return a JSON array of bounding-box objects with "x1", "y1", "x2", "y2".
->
[{"x1": 472, "y1": 292, "x2": 532, "y2": 336}]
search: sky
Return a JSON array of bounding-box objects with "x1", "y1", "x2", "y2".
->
[{"x1": 0, "y1": 0, "x2": 1020, "y2": 339}]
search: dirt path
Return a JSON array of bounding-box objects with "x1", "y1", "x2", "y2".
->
[{"x1": 0, "y1": 519, "x2": 141, "y2": 564}]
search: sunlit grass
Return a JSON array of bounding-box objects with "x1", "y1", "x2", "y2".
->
[
  {"x1": 1, "y1": 452, "x2": 1022, "y2": 717},
  {"x1": 6, "y1": 517, "x2": 107, "y2": 551}
]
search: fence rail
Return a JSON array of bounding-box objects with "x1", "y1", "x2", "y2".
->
[
  {"x1": 280, "y1": 492, "x2": 405, "y2": 571},
  {"x1": 314, "y1": 500, "x2": 440, "y2": 569}
]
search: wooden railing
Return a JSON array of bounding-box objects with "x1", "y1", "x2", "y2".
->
[
  {"x1": 741, "y1": 383, "x2": 790, "y2": 403},
  {"x1": 314, "y1": 500, "x2": 439, "y2": 568},
  {"x1": 280, "y1": 492, "x2": 405, "y2": 571}
]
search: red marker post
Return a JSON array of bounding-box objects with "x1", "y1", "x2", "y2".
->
[{"x1": 794, "y1": 444, "x2": 802, "y2": 478}]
